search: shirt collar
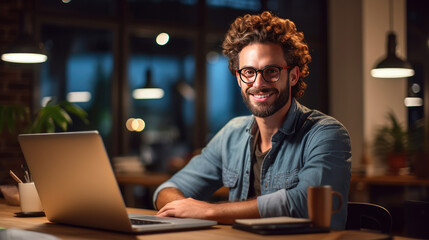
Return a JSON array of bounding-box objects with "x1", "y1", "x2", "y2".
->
[{"x1": 278, "y1": 98, "x2": 299, "y2": 136}]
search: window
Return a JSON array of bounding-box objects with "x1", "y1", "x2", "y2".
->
[
  {"x1": 127, "y1": 32, "x2": 195, "y2": 171},
  {"x1": 37, "y1": 0, "x2": 328, "y2": 164},
  {"x1": 40, "y1": 25, "x2": 114, "y2": 150}
]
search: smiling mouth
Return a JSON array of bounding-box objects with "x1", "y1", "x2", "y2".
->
[{"x1": 253, "y1": 93, "x2": 272, "y2": 99}]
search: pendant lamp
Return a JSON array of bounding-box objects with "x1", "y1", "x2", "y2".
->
[
  {"x1": 1, "y1": 10, "x2": 48, "y2": 64},
  {"x1": 132, "y1": 69, "x2": 164, "y2": 99},
  {"x1": 370, "y1": 0, "x2": 414, "y2": 78}
]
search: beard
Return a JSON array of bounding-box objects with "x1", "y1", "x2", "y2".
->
[{"x1": 241, "y1": 80, "x2": 290, "y2": 118}]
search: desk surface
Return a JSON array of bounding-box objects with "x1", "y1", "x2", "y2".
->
[{"x1": 0, "y1": 200, "x2": 414, "y2": 240}]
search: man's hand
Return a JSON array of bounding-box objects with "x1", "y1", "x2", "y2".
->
[
  {"x1": 155, "y1": 188, "x2": 260, "y2": 224},
  {"x1": 157, "y1": 198, "x2": 216, "y2": 220}
]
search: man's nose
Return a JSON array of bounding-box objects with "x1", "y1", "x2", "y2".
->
[{"x1": 251, "y1": 72, "x2": 268, "y2": 88}]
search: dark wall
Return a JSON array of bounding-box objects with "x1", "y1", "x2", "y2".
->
[{"x1": 0, "y1": 0, "x2": 35, "y2": 185}]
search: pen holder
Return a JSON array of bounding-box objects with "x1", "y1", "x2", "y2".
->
[{"x1": 18, "y1": 182, "x2": 43, "y2": 212}]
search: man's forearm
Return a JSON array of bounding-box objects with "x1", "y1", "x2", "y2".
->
[
  {"x1": 155, "y1": 187, "x2": 186, "y2": 210},
  {"x1": 157, "y1": 196, "x2": 260, "y2": 224},
  {"x1": 209, "y1": 199, "x2": 260, "y2": 224}
]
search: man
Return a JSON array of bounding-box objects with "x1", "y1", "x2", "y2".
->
[{"x1": 154, "y1": 11, "x2": 351, "y2": 229}]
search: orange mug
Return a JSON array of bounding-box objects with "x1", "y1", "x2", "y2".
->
[{"x1": 307, "y1": 185, "x2": 342, "y2": 228}]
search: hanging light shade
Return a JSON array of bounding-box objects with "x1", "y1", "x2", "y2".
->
[
  {"x1": 1, "y1": 9, "x2": 48, "y2": 64},
  {"x1": 370, "y1": 0, "x2": 414, "y2": 78},
  {"x1": 370, "y1": 32, "x2": 414, "y2": 78},
  {"x1": 132, "y1": 69, "x2": 164, "y2": 99},
  {"x1": 1, "y1": 36, "x2": 48, "y2": 63}
]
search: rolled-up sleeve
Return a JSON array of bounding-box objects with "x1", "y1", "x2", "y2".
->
[
  {"x1": 152, "y1": 181, "x2": 178, "y2": 210},
  {"x1": 257, "y1": 189, "x2": 288, "y2": 217}
]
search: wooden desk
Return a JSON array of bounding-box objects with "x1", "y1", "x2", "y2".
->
[{"x1": 0, "y1": 199, "x2": 410, "y2": 240}]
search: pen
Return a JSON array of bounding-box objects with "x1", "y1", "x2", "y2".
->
[
  {"x1": 9, "y1": 170, "x2": 23, "y2": 183},
  {"x1": 21, "y1": 164, "x2": 31, "y2": 182}
]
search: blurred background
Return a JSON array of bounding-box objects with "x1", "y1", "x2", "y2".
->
[{"x1": 1, "y1": 0, "x2": 428, "y2": 236}]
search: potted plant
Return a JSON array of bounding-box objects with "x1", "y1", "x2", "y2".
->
[
  {"x1": 0, "y1": 100, "x2": 89, "y2": 202},
  {"x1": 373, "y1": 111, "x2": 409, "y2": 175},
  {"x1": 0, "y1": 99, "x2": 89, "y2": 134}
]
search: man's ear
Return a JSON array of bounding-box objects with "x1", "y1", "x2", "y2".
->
[
  {"x1": 289, "y1": 66, "x2": 299, "y2": 86},
  {"x1": 236, "y1": 70, "x2": 242, "y2": 87}
]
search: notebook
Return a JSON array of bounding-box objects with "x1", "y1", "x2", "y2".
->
[
  {"x1": 233, "y1": 217, "x2": 330, "y2": 235},
  {"x1": 18, "y1": 131, "x2": 217, "y2": 233}
]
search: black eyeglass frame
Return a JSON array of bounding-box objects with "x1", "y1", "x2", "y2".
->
[{"x1": 236, "y1": 65, "x2": 291, "y2": 84}]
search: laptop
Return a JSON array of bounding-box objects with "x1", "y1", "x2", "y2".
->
[{"x1": 18, "y1": 131, "x2": 217, "y2": 233}]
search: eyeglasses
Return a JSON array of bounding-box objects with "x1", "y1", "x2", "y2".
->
[{"x1": 236, "y1": 65, "x2": 291, "y2": 84}]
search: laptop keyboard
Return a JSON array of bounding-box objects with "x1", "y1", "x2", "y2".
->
[{"x1": 130, "y1": 219, "x2": 168, "y2": 225}]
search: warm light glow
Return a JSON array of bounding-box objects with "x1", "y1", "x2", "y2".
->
[
  {"x1": 1, "y1": 53, "x2": 47, "y2": 63},
  {"x1": 371, "y1": 68, "x2": 415, "y2": 78},
  {"x1": 62, "y1": 0, "x2": 72, "y2": 3},
  {"x1": 132, "y1": 88, "x2": 164, "y2": 99},
  {"x1": 126, "y1": 118, "x2": 145, "y2": 132},
  {"x1": 156, "y1": 33, "x2": 169, "y2": 46},
  {"x1": 126, "y1": 118, "x2": 134, "y2": 131},
  {"x1": 404, "y1": 97, "x2": 423, "y2": 107},
  {"x1": 67, "y1": 91, "x2": 92, "y2": 103}
]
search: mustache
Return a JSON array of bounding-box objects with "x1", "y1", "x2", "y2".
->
[{"x1": 246, "y1": 87, "x2": 278, "y2": 95}]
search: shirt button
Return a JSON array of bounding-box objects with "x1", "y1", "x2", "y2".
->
[{"x1": 246, "y1": 170, "x2": 249, "y2": 174}]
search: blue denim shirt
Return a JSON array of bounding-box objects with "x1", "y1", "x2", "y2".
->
[{"x1": 153, "y1": 99, "x2": 352, "y2": 229}]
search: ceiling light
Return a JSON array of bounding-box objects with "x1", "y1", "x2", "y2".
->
[
  {"x1": 370, "y1": 0, "x2": 414, "y2": 78},
  {"x1": 132, "y1": 69, "x2": 164, "y2": 100},
  {"x1": 404, "y1": 97, "x2": 423, "y2": 107},
  {"x1": 66, "y1": 91, "x2": 92, "y2": 103},
  {"x1": 1, "y1": 11, "x2": 48, "y2": 64},
  {"x1": 156, "y1": 33, "x2": 169, "y2": 46}
]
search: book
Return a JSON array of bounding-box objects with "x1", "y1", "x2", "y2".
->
[{"x1": 233, "y1": 217, "x2": 330, "y2": 235}]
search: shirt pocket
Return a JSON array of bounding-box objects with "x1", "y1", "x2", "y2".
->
[
  {"x1": 273, "y1": 169, "x2": 299, "y2": 191},
  {"x1": 222, "y1": 167, "x2": 239, "y2": 188}
]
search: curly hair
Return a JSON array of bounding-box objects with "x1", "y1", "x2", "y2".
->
[{"x1": 222, "y1": 11, "x2": 311, "y2": 98}]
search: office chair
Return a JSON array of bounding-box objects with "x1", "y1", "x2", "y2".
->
[
  {"x1": 404, "y1": 200, "x2": 429, "y2": 239},
  {"x1": 345, "y1": 202, "x2": 392, "y2": 234}
]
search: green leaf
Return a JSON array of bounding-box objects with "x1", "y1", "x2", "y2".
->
[
  {"x1": 60, "y1": 101, "x2": 89, "y2": 125},
  {"x1": 31, "y1": 108, "x2": 47, "y2": 133},
  {"x1": 45, "y1": 117, "x2": 55, "y2": 133},
  {"x1": 50, "y1": 107, "x2": 72, "y2": 131},
  {"x1": 1, "y1": 100, "x2": 89, "y2": 134}
]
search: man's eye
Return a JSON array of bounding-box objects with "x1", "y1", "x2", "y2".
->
[
  {"x1": 265, "y1": 68, "x2": 278, "y2": 74},
  {"x1": 243, "y1": 69, "x2": 255, "y2": 75}
]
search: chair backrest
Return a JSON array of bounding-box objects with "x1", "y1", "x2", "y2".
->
[
  {"x1": 404, "y1": 200, "x2": 429, "y2": 239},
  {"x1": 345, "y1": 202, "x2": 392, "y2": 234}
]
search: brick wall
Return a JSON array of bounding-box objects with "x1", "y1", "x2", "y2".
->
[{"x1": 0, "y1": 0, "x2": 34, "y2": 185}]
